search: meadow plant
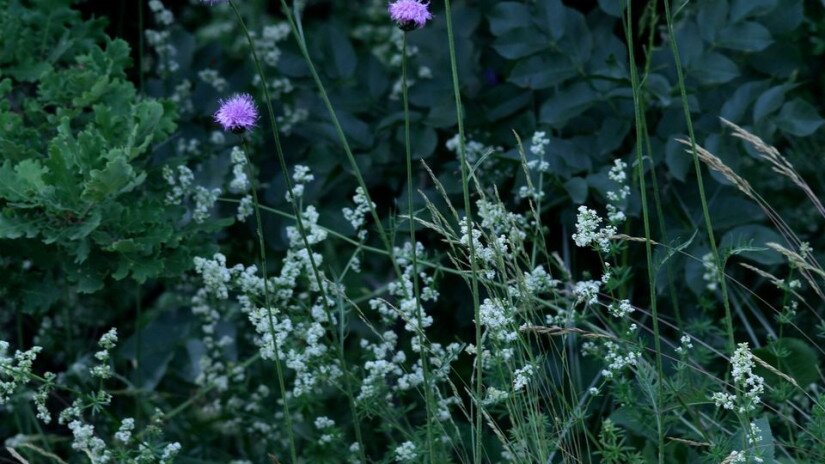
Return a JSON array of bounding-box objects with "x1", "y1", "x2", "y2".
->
[{"x1": 4, "y1": 0, "x2": 825, "y2": 463}]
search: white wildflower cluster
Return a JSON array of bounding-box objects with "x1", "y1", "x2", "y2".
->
[
  {"x1": 170, "y1": 80, "x2": 194, "y2": 114},
  {"x1": 600, "y1": 341, "x2": 641, "y2": 379},
  {"x1": 711, "y1": 343, "x2": 765, "y2": 414},
  {"x1": 572, "y1": 206, "x2": 616, "y2": 253},
  {"x1": 458, "y1": 223, "x2": 507, "y2": 280},
  {"x1": 360, "y1": 250, "x2": 460, "y2": 403},
  {"x1": 371, "y1": 242, "x2": 438, "y2": 332},
  {"x1": 519, "y1": 131, "x2": 551, "y2": 200},
  {"x1": 198, "y1": 68, "x2": 228, "y2": 92},
  {"x1": 68, "y1": 420, "x2": 112, "y2": 463},
  {"x1": 276, "y1": 106, "x2": 309, "y2": 136},
  {"x1": 702, "y1": 252, "x2": 720, "y2": 291},
  {"x1": 521, "y1": 266, "x2": 560, "y2": 295},
  {"x1": 254, "y1": 23, "x2": 290, "y2": 67},
  {"x1": 343, "y1": 187, "x2": 375, "y2": 240},
  {"x1": 177, "y1": 138, "x2": 201, "y2": 157},
  {"x1": 115, "y1": 418, "x2": 135, "y2": 444},
  {"x1": 228, "y1": 147, "x2": 251, "y2": 194},
  {"x1": 483, "y1": 386, "x2": 510, "y2": 405},
  {"x1": 287, "y1": 206, "x2": 328, "y2": 250},
  {"x1": 394, "y1": 441, "x2": 418, "y2": 463},
  {"x1": 162, "y1": 165, "x2": 222, "y2": 223},
  {"x1": 161, "y1": 442, "x2": 182, "y2": 462},
  {"x1": 675, "y1": 334, "x2": 694, "y2": 355},
  {"x1": 314, "y1": 416, "x2": 338, "y2": 445},
  {"x1": 605, "y1": 159, "x2": 630, "y2": 224},
  {"x1": 358, "y1": 331, "x2": 404, "y2": 401},
  {"x1": 478, "y1": 299, "x2": 516, "y2": 363},
  {"x1": 286, "y1": 165, "x2": 314, "y2": 202},
  {"x1": 145, "y1": 0, "x2": 178, "y2": 74},
  {"x1": 33, "y1": 372, "x2": 56, "y2": 424},
  {"x1": 193, "y1": 244, "x2": 341, "y2": 399},
  {"x1": 0, "y1": 342, "x2": 42, "y2": 404},
  {"x1": 513, "y1": 364, "x2": 536, "y2": 392},
  {"x1": 445, "y1": 134, "x2": 500, "y2": 165},
  {"x1": 477, "y1": 198, "x2": 528, "y2": 247},
  {"x1": 90, "y1": 328, "x2": 118, "y2": 379},
  {"x1": 163, "y1": 165, "x2": 194, "y2": 205},
  {"x1": 607, "y1": 299, "x2": 634, "y2": 319},
  {"x1": 573, "y1": 280, "x2": 601, "y2": 307},
  {"x1": 237, "y1": 195, "x2": 254, "y2": 222}
]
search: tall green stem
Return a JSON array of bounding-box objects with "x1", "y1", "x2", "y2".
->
[
  {"x1": 662, "y1": 0, "x2": 735, "y2": 352},
  {"x1": 276, "y1": 0, "x2": 402, "y2": 280},
  {"x1": 402, "y1": 33, "x2": 435, "y2": 462},
  {"x1": 239, "y1": 137, "x2": 298, "y2": 463},
  {"x1": 228, "y1": 2, "x2": 367, "y2": 461},
  {"x1": 623, "y1": 3, "x2": 665, "y2": 463},
  {"x1": 443, "y1": 1, "x2": 484, "y2": 462}
]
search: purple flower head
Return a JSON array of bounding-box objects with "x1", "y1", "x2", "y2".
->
[
  {"x1": 388, "y1": 0, "x2": 432, "y2": 31},
  {"x1": 214, "y1": 94, "x2": 259, "y2": 134}
]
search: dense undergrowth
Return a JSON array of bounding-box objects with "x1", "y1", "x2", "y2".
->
[{"x1": 2, "y1": 0, "x2": 825, "y2": 462}]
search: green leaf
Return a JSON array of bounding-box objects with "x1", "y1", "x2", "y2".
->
[
  {"x1": 509, "y1": 54, "x2": 576, "y2": 90},
  {"x1": 754, "y1": 338, "x2": 820, "y2": 388},
  {"x1": 564, "y1": 177, "x2": 588, "y2": 204},
  {"x1": 597, "y1": 0, "x2": 624, "y2": 17},
  {"x1": 720, "y1": 224, "x2": 784, "y2": 265},
  {"x1": 539, "y1": 82, "x2": 597, "y2": 127},
  {"x1": 492, "y1": 29, "x2": 550, "y2": 59},
  {"x1": 697, "y1": 0, "x2": 729, "y2": 42},
  {"x1": 776, "y1": 98, "x2": 825, "y2": 137},
  {"x1": 82, "y1": 154, "x2": 140, "y2": 202},
  {"x1": 0, "y1": 159, "x2": 49, "y2": 202},
  {"x1": 534, "y1": 0, "x2": 566, "y2": 40},
  {"x1": 691, "y1": 52, "x2": 740, "y2": 84},
  {"x1": 717, "y1": 21, "x2": 773, "y2": 52},
  {"x1": 488, "y1": 2, "x2": 531, "y2": 36},
  {"x1": 730, "y1": 0, "x2": 778, "y2": 22},
  {"x1": 753, "y1": 83, "x2": 797, "y2": 123}
]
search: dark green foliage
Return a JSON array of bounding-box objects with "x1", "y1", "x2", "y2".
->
[{"x1": 0, "y1": 0, "x2": 219, "y2": 311}]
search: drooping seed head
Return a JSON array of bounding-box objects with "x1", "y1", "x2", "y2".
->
[
  {"x1": 388, "y1": 0, "x2": 432, "y2": 31},
  {"x1": 214, "y1": 93, "x2": 259, "y2": 134}
]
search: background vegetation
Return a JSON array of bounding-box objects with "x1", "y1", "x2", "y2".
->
[{"x1": 2, "y1": 0, "x2": 825, "y2": 462}]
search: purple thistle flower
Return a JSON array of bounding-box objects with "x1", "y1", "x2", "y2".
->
[
  {"x1": 214, "y1": 94, "x2": 259, "y2": 134},
  {"x1": 388, "y1": 0, "x2": 432, "y2": 31}
]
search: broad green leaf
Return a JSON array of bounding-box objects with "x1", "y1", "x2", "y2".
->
[
  {"x1": 754, "y1": 338, "x2": 820, "y2": 388},
  {"x1": 691, "y1": 52, "x2": 740, "y2": 84},
  {"x1": 717, "y1": 21, "x2": 773, "y2": 52},
  {"x1": 753, "y1": 83, "x2": 797, "y2": 123},
  {"x1": 488, "y1": 2, "x2": 531, "y2": 36},
  {"x1": 509, "y1": 54, "x2": 576, "y2": 90},
  {"x1": 776, "y1": 98, "x2": 825, "y2": 137}
]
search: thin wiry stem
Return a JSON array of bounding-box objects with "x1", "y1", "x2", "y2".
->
[
  {"x1": 623, "y1": 3, "x2": 665, "y2": 463},
  {"x1": 442, "y1": 1, "x2": 484, "y2": 462},
  {"x1": 662, "y1": 0, "x2": 735, "y2": 352},
  {"x1": 402, "y1": 33, "x2": 436, "y2": 462},
  {"x1": 239, "y1": 137, "x2": 298, "y2": 464}
]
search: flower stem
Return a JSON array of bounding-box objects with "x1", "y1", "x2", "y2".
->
[
  {"x1": 662, "y1": 0, "x2": 735, "y2": 353},
  {"x1": 402, "y1": 33, "x2": 436, "y2": 462},
  {"x1": 239, "y1": 137, "x2": 298, "y2": 464},
  {"x1": 623, "y1": 3, "x2": 665, "y2": 463},
  {"x1": 443, "y1": 1, "x2": 484, "y2": 462}
]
